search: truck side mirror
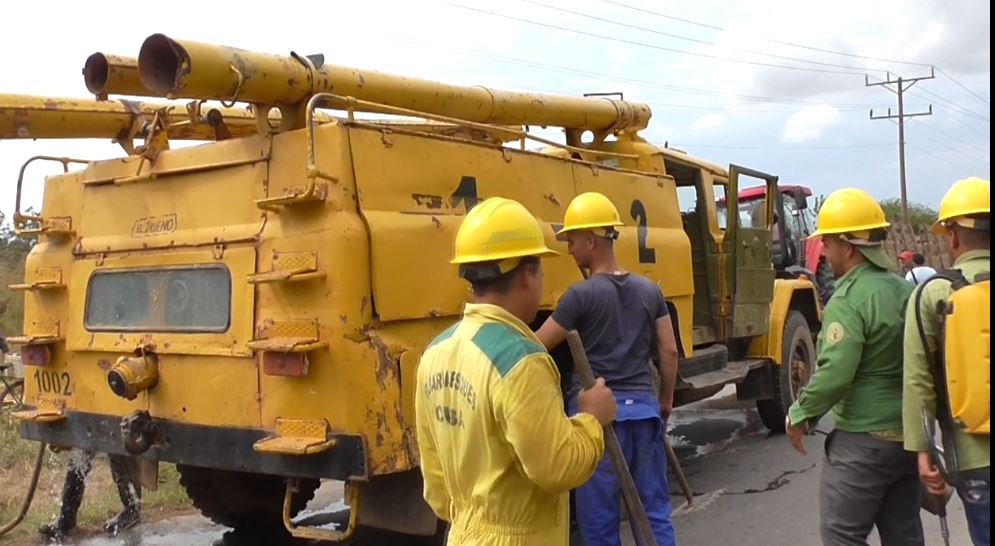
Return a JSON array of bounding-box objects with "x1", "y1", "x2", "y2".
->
[{"x1": 793, "y1": 189, "x2": 808, "y2": 210}]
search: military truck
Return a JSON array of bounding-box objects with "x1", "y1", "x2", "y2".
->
[{"x1": 4, "y1": 35, "x2": 820, "y2": 541}]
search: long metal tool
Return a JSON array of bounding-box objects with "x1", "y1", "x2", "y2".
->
[
  {"x1": 921, "y1": 408, "x2": 952, "y2": 546},
  {"x1": 937, "y1": 503, "x2": 951, "y2": 546},
  {"x1": 567, "y1": 331, "x2": 658, "y2": 546},
  {"x1": 665, "y1": 434, "x2": 694, "y2": 506}
]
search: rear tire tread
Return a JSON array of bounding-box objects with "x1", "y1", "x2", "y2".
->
[
  {"x1": 815, "y1": 261, "x2": 836, "y2": 306},
  {"x1": 177, "y1": 465, "x2": 319, "y2": 531}
]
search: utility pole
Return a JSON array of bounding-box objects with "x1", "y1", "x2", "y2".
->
[{"x1": 867, "y1": 69, "x2": 934, "y2": 224}]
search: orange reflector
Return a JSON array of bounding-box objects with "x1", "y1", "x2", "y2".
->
[
  {"x1": 21, "y1": 344, "x2": 51, "y2": 367},
  {"x1": 262, "y1": 352, "x2": 308, "y2": 377}
]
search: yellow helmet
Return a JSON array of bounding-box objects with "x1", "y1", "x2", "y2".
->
[
  {"x1": 451, "y1": 197, "x2": 558, "y2": 267},
  {"x1": 810, "y1": 188, "x2": 890, "y2": 240},
  {"x1": 556, "y1": 192, "x2": 624, "y2": 235},
  {"x1": 931, "y1": 177, "x2": 991, "y2": 235}
]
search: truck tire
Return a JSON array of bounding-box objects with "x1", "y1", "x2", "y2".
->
[
  {"x1": 756, "y1": 311, "x2": 815, "y2": 433},
  {"x1": 177, "y1": 465, "x2": 319, "y2": 531},
  {"x1": 815, "y1": 260, "x2": 835, "y2": 306}
]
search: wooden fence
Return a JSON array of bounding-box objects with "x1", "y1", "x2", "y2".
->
[{"x1": 883, "y1": 221, "x2": 952, "y2": 270}]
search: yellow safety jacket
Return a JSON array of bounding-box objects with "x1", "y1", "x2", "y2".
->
[{"x1": 416, "y1": 303, "x2": 605, "y2": 546}]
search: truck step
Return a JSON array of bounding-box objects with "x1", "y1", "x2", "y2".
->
[{"x1": 682, "y1": 359, "x2": 767, "y2": 390}]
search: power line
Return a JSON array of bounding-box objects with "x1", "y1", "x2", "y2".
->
[
  {"x1": 444, "y1": 2, "x2": 869, "y2": 76},
  {"x1": 597, "y1": 0, "x2": 932, "y2": 68},
  {"x1": 598, "y1": 0, "x2": 725, "y2": 32},
  {"x1": 668, "y1": 142, "x2": 893, "y2": 150},
  {"x1": 937, "y1": 67, "x2": 990, "y2": 106},
  {"x1": 906, "y1": 140, "x2": 980, "y2": 171},
  {"x1": 384, "y1": 33, "x2": 880, "y2": 109},
  {"x1": 940, "y1": 107, "x2": 992, "y2": 137},
  {"x1": 521, "y1": 0, "x2": 884, "y2": 73},
  {"x1": 646, "y1": 101, "x2": 862, "y2": 113},
  {"x1": 906, "y1": 125, "x2": 991, "y2": 164},
  {"x1": 908, "y1": 88, "x2": 990, "y2": 122},
  {"x1": 912, "y1": 121, "x2": 990, "y2": 154},
  {"x1": 373, "y1": 27, "x2": 989, "y2": 160},
  {"x1": 863, "y1": 74, "x2": 989, "y2": 123},
  {"x1": 377, "y1": 30, "x2": 990, "y2": 166},
  {"x1": 600, "y1": 0, "x2": 992, "y2": 113},
  {"x1": 448, "y1": 1, "x2": 989, "y2": 126},
  {"x1": 385, "y1": 37, "x2": 887, "y2": 117}
]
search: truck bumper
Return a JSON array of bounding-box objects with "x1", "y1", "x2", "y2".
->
[{"x1": 19, "y1": 411, "x2": 367, "y2": 481}]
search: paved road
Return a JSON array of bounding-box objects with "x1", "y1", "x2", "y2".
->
[
  {"x1": 44, "y1": 389, "x2": 971, "y2": 545},
  {"x1": 655, "y1": 391, "x2": 970, "y2": 546}
]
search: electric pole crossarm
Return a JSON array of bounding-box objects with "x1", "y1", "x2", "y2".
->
[
  {"x1": 870, "y1": 105, "x2": 933, "y2": 120},
  {"x1": 866, "y1": 67, "x2": 937, "y2": 88}
]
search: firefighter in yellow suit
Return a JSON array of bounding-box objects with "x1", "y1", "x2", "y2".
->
[{"x1": 416, "y1": 197, "x2": 617, "y2": 546}]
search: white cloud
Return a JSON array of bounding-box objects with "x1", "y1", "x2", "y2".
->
[
  {"x1": 782, "y1": 105, "x2": 841, "y2": 142},
  {"x1": 606, "y1": 44, "x2": 631, "y2": 64},
  {"x1": 0, "y1": 0, "x2": 987, "y2": 214},
  {"x1": 692, "y1": 113, "x2": 726, "y2": 131}
]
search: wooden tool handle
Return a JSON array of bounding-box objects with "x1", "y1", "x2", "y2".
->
[{"x1": 567, "y1": 331, "x2": 659, "y2": 546}]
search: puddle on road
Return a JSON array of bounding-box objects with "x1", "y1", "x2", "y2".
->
[
  {"x1": 53, "y1": 520, "x2": 319, "y2": 546},
  {"x1": 667, "y1": 400, "x2": 764, "y2": 462},
  {"x1": 53, "y1": 488, "x2": 357, "y2": 546},
  {"x1": 52, "y1": 514, "x2": 224, "y2": 546}
]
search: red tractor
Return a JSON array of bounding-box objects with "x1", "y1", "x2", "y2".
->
[{"x1": 736, "y1": 185, "x2": 835, "y2": 305}]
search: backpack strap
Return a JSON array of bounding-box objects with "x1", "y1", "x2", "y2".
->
[
  {"x1": 914, "y1": 269, "x2": 970, "y2": 481},
  {"x1": 914, "y1": 269, "x2": 968, "y2": 400}
]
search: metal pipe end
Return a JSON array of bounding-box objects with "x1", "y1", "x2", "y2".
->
[
  {"x1": 138, "y1": 33, "x2": 188, "y2": 95},
  {"x1": 83, "y1": 53, "x2": 110, "y2": 95},
  {"x1": 107, "y1": 369, "x2": 128, "y2": 398}
]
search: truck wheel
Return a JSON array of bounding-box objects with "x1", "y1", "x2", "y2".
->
[
  {"x1": 177, "y1": 465, "x2": 319, "y2": 531},
  {"x1": 756, "y1": 311, "x2": 815, "y2": 433},
  {"x1": 815, "y1": 260, "x2": 835, "y2": 306}
]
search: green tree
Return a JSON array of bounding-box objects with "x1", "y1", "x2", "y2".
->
[
  {"x1": 0, "y1": 211, "x2": 34, "y2": 337},
  {"x1": 813, "y1": 194, "x2": 826, "y2": 213},
  {"x1": 878, "y1": 198, "x2": 938, "y2": 227}
]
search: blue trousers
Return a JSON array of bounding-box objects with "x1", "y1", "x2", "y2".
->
[
  {"x1": 575, "y1": 418, "x2": 676, "y2": 546},
  {"x1": 958, "y1": 467, "x2": 990, "y2": 546}
]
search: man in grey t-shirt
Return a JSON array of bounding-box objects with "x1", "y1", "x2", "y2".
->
[{"x1": 536, "y1": 192, "x2": 678, "y2": 546}]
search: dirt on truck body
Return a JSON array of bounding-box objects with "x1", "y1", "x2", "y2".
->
[{"x1": 3, "y1": 34, "x2": 819, "y2": 542}]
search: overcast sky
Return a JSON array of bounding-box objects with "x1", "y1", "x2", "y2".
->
[{"x1": 0, "y1": 0, "x2": 989, "y2": 218}]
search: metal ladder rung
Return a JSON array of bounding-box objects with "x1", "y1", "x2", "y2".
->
[
  {"x1": 246, "y1": 338, "x2": 327, "y2": 353},
  {"x1": 247, "y1": 269, "x2": 325, "y2": 285},
  {"x1": 9, "y1": 281, "x2": 66, "y2": 292}
]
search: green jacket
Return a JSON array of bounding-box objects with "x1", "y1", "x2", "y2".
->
[
  {"x1": 902, "y1": 249, "x2": 990, "y2": 471},
  {"x1": 788, "y1": 263, "x2": 913, "y2": 435}
]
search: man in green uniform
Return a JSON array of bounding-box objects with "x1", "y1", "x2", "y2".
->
[
  {"x1": 785, "y1": 188, "x2": 923, "y2": 546},
  {"x1": 903, "y1": 177, "x2": 990, "y2": 546}
]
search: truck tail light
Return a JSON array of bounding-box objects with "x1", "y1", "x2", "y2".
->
[
  {"x1": 262, "y1": 352, "x2": 308, "y2": 377},
  {"x1": 21, "y1": 345, "x2": 51, "y2": 367}
]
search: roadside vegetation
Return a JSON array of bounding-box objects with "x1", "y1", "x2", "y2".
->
[{"x1": 0, "y1": 413, "x2": 191, "y2": 542}]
